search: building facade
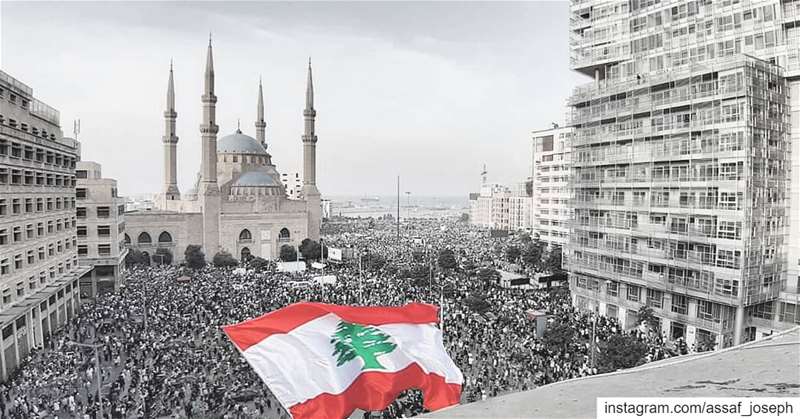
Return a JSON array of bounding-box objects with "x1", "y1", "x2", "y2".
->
[
  {"x1": 0, "y1": 70, "x2": 89, "y2": 381},
  {"x1": 75, "y1": 161, "x2": 127, "y2": 298},
  {"x1": 126, "y1": 40, "x2": 322, "y2": 264},
  {"x1": 531, "y1": 126, "x2": 574, "y2": 247},
  {"x1": 566, "y1": 0, "x2": 800, "y2": 349},
  {"x1": 469, "y1": 181, "x2": 532, "y2": 231}
]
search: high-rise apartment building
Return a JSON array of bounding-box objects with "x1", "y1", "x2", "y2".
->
[
  {"x1": 531, "y1": 126, "x2": 574, "y2": 247},
  {"x1": 76, "y1": 161, "x2": 127, "y2": 298},
  {"x1": 567, "y1": 0, "x2": 799, "y2": 349},
  {"x1": 469, "y1": 182, "x2": 532, "y2": 231},
  {"x1": 0, "y1": 70, "x2": 89, "y2": 381}
]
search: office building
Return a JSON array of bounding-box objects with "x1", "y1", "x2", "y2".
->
[
  {"x1": 0, "y1": 70, "x2": 89, "y2": 381},
  {"x1": 76, "y1": 161, "x2": 127, "y2": 298}
]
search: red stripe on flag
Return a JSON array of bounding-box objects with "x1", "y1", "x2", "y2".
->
[
  {"x1": 223, "y1": 302, "x2": 439, "y2": 351},
  {"x1": 288, "y1": 362, "x2": 461, "y2": 419}
]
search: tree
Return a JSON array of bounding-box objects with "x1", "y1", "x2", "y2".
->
[
  {"x1": 362, "y1": 253, "x2": 386, "y2": 271},
  {"x1": 459, "y1": 213, "x2": 470, "y2": 222},
  {"x1": 542, "y1": 322, "x2": 575, "y2": 353},
  {"x1": 544, "y1": 245, "x2": 563, "y2": 273},
  {"x1": 184, "y1": 245, "x2": 206, "y2": 269},
  {"x1": 518, "y1": 232, "x2": 532, "y2": 243},
  {"x1": 505, "y1": 245, "x2": 521, "y2": 263},
  {"x1": 522, "y1": 241, "x2": 545, "y2": 269},
  {"x1": 279, "y1": 244, "x2": 297, "y2": 262},
  {"x1": 464, "y1": 295, "x2": 491, "y2": 313},
  {"x1": 213, "y1": 251, "x2": 238, "y2": 268},
  {"x1": 411, "y1": 249, "x2": 425, "y2": 263},
  {"x1": 598, "y1": 334, "x2": 649, "y2": 373},
  {"x1": 124, "y1": 249, "x2": 149, "y2": 267},
  {"x1": 637, "y1": 306, "x2": 661, "y2": 334},
  {"x1": 437, "y1": 249, "x2": 457, "y2": 270},
  {"x1": 299, "y1": 239, "x2": 322, "y2": 261},
  {"x1": 330, "y1": 321, "x2": 397, "y2": 370},
  {"x1": 476, "y1": 267, "x2": 501, "y2": 287},
  {"x1": 249, "y1": 256, "x2": 270, "y2": 271}
]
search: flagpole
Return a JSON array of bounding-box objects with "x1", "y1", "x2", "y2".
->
[{"x1": 396, "y1": 175, "x2": 400, "y2": 241}]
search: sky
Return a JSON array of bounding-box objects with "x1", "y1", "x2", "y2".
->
[{"x1": 0, "y1": 1, "x2": 584, "y2": 197}]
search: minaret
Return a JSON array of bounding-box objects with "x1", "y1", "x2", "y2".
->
[
  {"x1": 302, "y1": 58, "x2": 321, "y2": 241},
  {"x1": 199, "y1": 36, "x2": 220, "y2": 256},
  {"x1": 162, "y1": 61, "x2": 180, "y2": 201},
  {"x1": 255, "y1": 78, "x2": 267, "y2": 149}
]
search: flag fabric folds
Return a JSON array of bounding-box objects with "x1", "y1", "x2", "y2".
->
[{"x1": 223, "y1": 302, "x2": 463, "y2": 419}]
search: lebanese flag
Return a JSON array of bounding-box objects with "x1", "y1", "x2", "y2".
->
[{"x1": 222, "y1": 302, "x2": 463, "y2": 419}]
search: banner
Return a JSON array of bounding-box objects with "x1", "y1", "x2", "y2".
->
[{"x1": 329, "y1": 248, "x2": 343, "y2": 262}]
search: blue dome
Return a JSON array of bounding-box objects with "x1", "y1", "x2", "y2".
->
[
  {"x1": 233, "y1": 170, "x2": 281, "y2": 187},
  {"x1": 217, "y1": 129, "x2": 266, "y2": 155}
]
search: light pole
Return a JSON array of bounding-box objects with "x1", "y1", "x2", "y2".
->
[{"x1": 67, "y1": 341, "x2": 104, "y2": 418}]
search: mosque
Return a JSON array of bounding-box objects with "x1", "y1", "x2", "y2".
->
[{"x1": 124, "y1": 39, "x2": 321, "y2": 263}]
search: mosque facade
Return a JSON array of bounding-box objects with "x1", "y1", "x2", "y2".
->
[{"x1": 125, "y1": 39, "x2": 321, "y2": 263}]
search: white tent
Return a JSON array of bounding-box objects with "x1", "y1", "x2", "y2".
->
[
  {"x1": 313, "y1": 275, "x2": 337, "y2": 285},
  {"x1": 277, "y1": 261, "x2": 306, "y2": 273}
]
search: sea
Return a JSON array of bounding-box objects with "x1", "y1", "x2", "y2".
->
[{"x1": 325, "y1": 195, "x2": 469, "y2": 219}]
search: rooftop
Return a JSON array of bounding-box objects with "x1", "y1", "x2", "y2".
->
[{"x1": 425, "y1": 327, "x2": 800, "y2": 418}]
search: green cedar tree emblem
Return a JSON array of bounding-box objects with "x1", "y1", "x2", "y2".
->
[{"x1": 330, "y1": 320, "x2": 397, "y2": 370}]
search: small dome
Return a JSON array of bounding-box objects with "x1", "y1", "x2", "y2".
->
[
  {"x1": 233, "y1": 170, "x2": 281, "y2": 187},
  {"x1": 218, "y1": 129, "x2": 267, "y2": 155}
]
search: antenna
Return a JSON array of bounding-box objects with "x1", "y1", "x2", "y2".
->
[
  {"x1": 481, "y1": 164, "x2": 488, "y2": 184},
  {"x1": 73, "y1": 119, "x2": 81, "y2": 140}
]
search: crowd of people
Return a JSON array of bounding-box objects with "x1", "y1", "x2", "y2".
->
[{"x1": 1, "y1": 217, "x2": 674, "y2": 419}]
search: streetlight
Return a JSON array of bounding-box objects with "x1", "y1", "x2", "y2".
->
[{"x1": 67, "y1": 341, "x2": 104, "y2": 419}]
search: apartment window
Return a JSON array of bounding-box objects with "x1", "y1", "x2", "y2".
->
[
  {"x1": 718, "y1": 221, "x2": 742, "y2": 240},
  {"x1": 0, "y1": 259, "x2": 9, "y2": 275},
  {"x1": 75, "y1": 170, "x2": 88, "y2": 179},
  {"x1": 25, "y1": 224, "x2": 34, "y2": 239},
  {"x1": 0, "y1": 199, "x2": 6, "y2": 216},
  {"x1": 77, "y1": 245, "x2": 88, "y2": 256},
  {"x1": 697, "y1": 299, "x2": 721, "y2": 322},
  {"x1": 97, "y1": 206, "x2": 110, "y2": 218},
  {"x1": 13, "y1": 254, "x2": 22, "y2": 269},
  {"x1": 98, "y1": 244, "x2": 111, "y2": 256},
  {"x1": 37, "y1": 223, "x2": 44, "y2": 236},
  {"x1": 626, "y1": 285, "x2": 641, "y2": 302},
  {"x1": 606, "y1": 281, "x2": 619, "y2": 297},
  {"x1": 671, "y1": 294, "x2": 689, "y2": 315},
  {"x1": 24, "y1": 198, "x2": 33, "y2": 212},
  {"x1": 76, "y1": 226, "x2": 87, "y2": 237},
  {"x1": 76, "y1": 207, "x2": 87, "y2": 219},
  {"x1": 97, "y1": 225, "x2": 110, "y2": 237},
  {"x1": 0, "y1": 229, "x2": 7, "y2": 245},
  {"x1": 12, "y1": 199, "x2": 21, "y2": 214},
  {"x1": 36, "y1": 198, "x2": 43, "y2": 212},
  {"x1": 76, "y1": 188, "x2": 87, "y2": 199},
  {"x1": 646, "y1": 289, "x2": 663, "y2": 309},
  {"x1": 606, "y1": 304, "x2": 619, "y2": 319},
  {"x1": 26, "y1": 250, "x2": 34, "y2": 264},
  {"x1": 12, "y1": 227, "x2": 22, "y2": 242}
]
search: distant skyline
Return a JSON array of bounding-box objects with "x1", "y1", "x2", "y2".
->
[{"x1": 0, "y1": 1, "x2": 584, "y2": 196}]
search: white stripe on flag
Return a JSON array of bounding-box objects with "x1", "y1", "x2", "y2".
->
[{"x1": 239, "y1": 313, "x2": 463, "y2": 408}]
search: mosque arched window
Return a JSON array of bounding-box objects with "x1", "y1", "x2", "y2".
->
[
  {"x1": 239, "y1": 229, "x2": 252, "y2": 242},
  {"x1": 279, "y1": 228, "x2": 290, "y2": 241},
  {"x1": 137, "y1": 232, "x2": 152, "y2": 244},
  {"x1": 241, "y1": 247, "x2": 252, "y2": 262},
  {"x1": 158, "y1": 231, "x2": 172, "y2": 243},
  {"x1": 124, "y1": 234, "x2": 131, "y2": 244}
]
